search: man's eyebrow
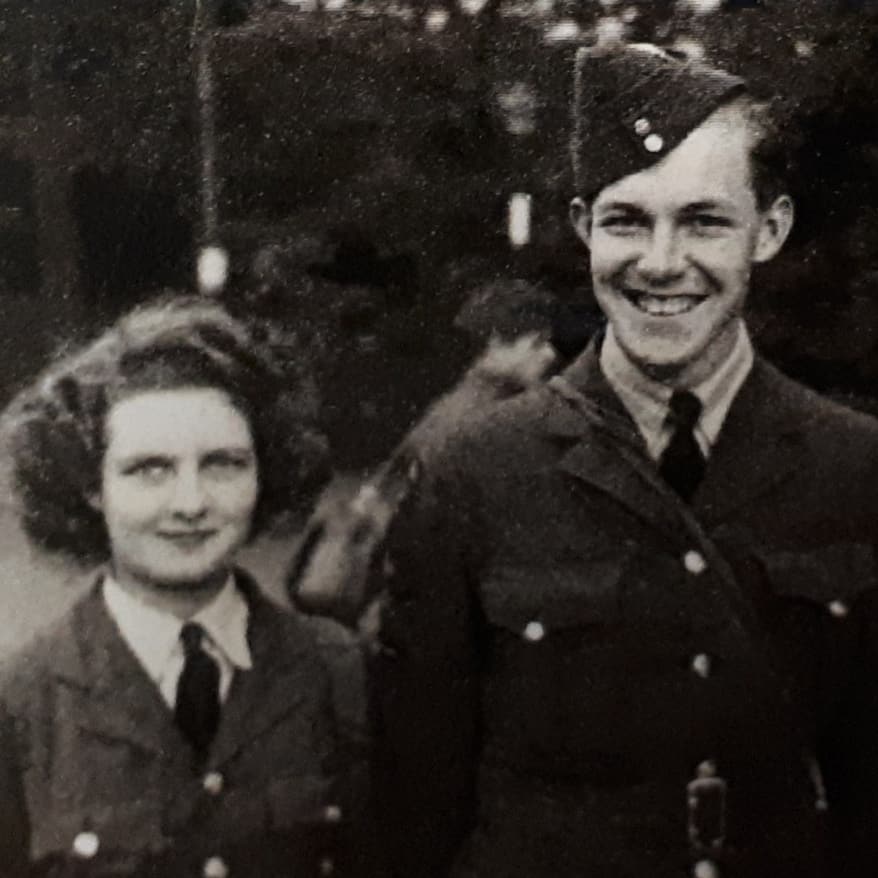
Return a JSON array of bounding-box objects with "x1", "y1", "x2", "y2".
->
[
  {"x1": 678, "y1": 200, "x2": 734, "y2": 213},
  {"x1": 594, "y1": 201, "x2": 649, "y2": 214}
]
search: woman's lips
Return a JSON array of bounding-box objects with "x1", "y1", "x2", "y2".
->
[{"x1": 158, "y1": 530, "x2": 216, "y2": 548}]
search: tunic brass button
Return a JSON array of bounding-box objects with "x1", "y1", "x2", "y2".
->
[
  {"x1": 644, "y1": 133, "x2": 664, "y2": 153},
  {"x1": 324, "y1": 804, "x2": 343, "y2": 823},
  {"x1": 72, "y1": 831, "x2": 100, "y2": 860},
  {"x1": 828, "y1": 599, "x2": 848, "y2": 618},
  {"x1": 203, "y1": 771, "x2": 224, "y2": 796},
  {"x1": 203, "y1": 856, "x2": 229, "y2": 878},
  {"x1": 683, "y1": 550, "x2": 707, "y2": 575},
  {"x1": 522, "y1": 621, "x2": 545, "y2": 642},
  {"x1": 634, "y1": 117, "x2": 651, "y2": 135},
  {"x1": 691, "y1": 653, "x2": 711, "y2": 679},
  {"x1": 693, "y1": 859, "x2": 720, "y2": 878}
]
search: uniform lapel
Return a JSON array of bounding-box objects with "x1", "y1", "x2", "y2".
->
[
  {"x1": 210, "y1": 579, "x2": 315, "y2": 767},
  {"x1": 544, "y1": 345, "x2": 687, "y2": 542},
  {"x1": 693, "y1": 358, "x2": 809, "y2": 527},
  {"x1": 51, "y1": 585, "x2": 185, "y2": 760}
]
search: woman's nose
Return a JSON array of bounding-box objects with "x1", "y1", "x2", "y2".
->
[{"x1": 169, "y1": 468, "x2": 208, "y2": 519}]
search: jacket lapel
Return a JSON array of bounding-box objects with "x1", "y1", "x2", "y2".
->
[
  {"x1": 543, "y1": 345, "x2": 687, "y2": 542},
  {"x1": 693, "y1": 358, "x2": 809, "y2": 527},
  {"x1": 210, "y1": 580, "x2": 314, "y2": 767},
  {"x1": 51, "y1": 585, "x2": 185, "y2": 761}
]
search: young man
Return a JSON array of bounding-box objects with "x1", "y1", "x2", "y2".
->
[{"x1": 371, "y1": 45, "x2": 878, "y2": 877}]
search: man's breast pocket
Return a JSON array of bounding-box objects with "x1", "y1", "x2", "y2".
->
[{"x1": 758, "y1": 542, "x2": 877, "y2": 613}]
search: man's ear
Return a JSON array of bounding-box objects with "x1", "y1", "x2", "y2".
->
[
  {"x1": 569, "y1": 197, "x2": 592, "y2": 249},
  {"x1": 753, "y1": 194, "x2": 794, "y2": 264}
]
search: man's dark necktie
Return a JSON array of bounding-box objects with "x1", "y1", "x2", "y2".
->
[
  {"x1": 175, "y1": 622, "x2": 221, "y2": 755},
  {"x1": 659, "y1": 390, "x2": 706, "y2": 502}
]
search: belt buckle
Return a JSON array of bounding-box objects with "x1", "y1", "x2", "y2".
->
[{"x1": 687, "y1": 762, "x2": 727, "y2": 855}]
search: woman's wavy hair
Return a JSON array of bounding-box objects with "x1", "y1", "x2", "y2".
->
[{"x1": 3, "y1": 294, "x2": 330, "y2": 565}]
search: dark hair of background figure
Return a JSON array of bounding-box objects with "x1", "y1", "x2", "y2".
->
[
  {"x1": 2, "y1": 294, "x2": 330, "y2": 566},
  {"x1": 737, "y1": 94, "x2": 794, "y2": 211}
]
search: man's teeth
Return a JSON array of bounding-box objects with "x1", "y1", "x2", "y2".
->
[{"x1": 632, "y1": 294, "x2": 704, "y2": 317}]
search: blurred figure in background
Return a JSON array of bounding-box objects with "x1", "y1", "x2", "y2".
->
[{"x1": 0, "y1": 296, "x2": 377, "y2": 877}]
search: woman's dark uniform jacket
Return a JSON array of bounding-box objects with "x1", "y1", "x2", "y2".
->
[
  {"x1": 0, "y1": 572, "x2": 379, "y2": 878},
  {"x1": 372, "y1": 344, "x2": 878, "y2": 877}
]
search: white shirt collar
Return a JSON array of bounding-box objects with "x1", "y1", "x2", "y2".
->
[
  {"x1": 600, "y1": 320, "x2": 754, "y2": 460},
  {"x1": 103, "y1": 573, "x2": 253, "y2": 704}
]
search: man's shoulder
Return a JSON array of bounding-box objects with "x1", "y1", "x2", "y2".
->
[
  {"x1": 406, "y1": 382, "x2": 557, "y2": 474},
  {"x1": 759, "y1": 359, "x2": 878, "y2": 445}
]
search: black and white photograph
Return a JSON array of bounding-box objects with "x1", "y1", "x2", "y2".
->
[{"x1": 1, "y1": 1, "x2": 878, "y2": 875}]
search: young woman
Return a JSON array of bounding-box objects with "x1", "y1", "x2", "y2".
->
[{"x1": 0, "y1": 296, "x2": 376, "y2": 877}]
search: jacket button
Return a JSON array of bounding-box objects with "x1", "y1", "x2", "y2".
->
[
  {"x1": 683, "y1": 550, "x2": 707, "y2": 575},
  {"x1": 828, "y1": 599, "x2": 849, "y2": 618},
  {"x1": 693, "y1": 859, "x2": 720, "y2": 878},
  {"x1": 72, "y1": 831, "x2": 100, "y2": 859},
  {"x1": 324, "y1": 804, "x2": 343, "y2": 823},
  {"x1": 203, "y1": 771, "x2": 224, "y2": 796},
  {"x1": 203, "y1": 856, "x2": 229, "y2": 878},
  {"x1": 691, "y1": 653, "x2": 712, "y2": 678},
  {"x1": 634, "y1": 117, "x2": 651, "y2": 135},
  {"x1": 644, "y1": 133, "x2": 664, "y2": 152},
  {"x1": 320, "y1": 857, "x2": 335, "y2": 875},
  {"x1": 522, "y1": 621, "x2": 545, "y2": 642}
]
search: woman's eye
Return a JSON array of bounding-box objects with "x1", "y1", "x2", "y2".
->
[
  {"x1": 203, "y1": 454, "x2": 253, "y2": 476},
  {"x1": 125, "y1": 460, "x2": 171, "y2": 481}
]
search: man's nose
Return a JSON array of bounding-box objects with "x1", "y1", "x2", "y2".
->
[
  {"x1": 637, "y1": 223, "x2": 686, "y2": 284},
  {"x1": 169, "y1": 468, "x2": 208, "y2": 519}
]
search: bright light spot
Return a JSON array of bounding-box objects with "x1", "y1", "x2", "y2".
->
[
  {"x1": 508, "y1": 193, "x2": 532, "y2": 249},
  {"x1": 795, "y1": 39, "x2": 816, "y2": 58},
  {"x1": 621, "y1": 5, "x2": 639, "y2": 22},
  {"x1": 532, "y1": 0, "x2": 554, "y2": 14},
  {"x1": 599, "y1": 0, "x2": 620, "y2": 7},
  {"x1": 197, "y1": 245, "x2": 229, "y2": 296},
  {"x1": 679, "y1": 0, "x2": 723, "y2": 14},
  {"x1": 672, "y1": 36, "x2": 706, "y2": 59},
  {"x1": 460, "y1": 0, "x2": 488, "y2": 13},
  {"x1": 425, "y1": 7, "x2": 449, "y2": 31},
  {"x1": 324, "y1": 0, "x2": 346, "y2": 9},
  {"x1": 281, "y1": 0, "x2": 317, "y2": 8},
  {"x1": 497, "y1": 82, "x2": 537, "y2": 136},
  {"x1": 595, "y1": 16, "x2": 626, "y2": 45},
  {"x1": 544, "y1": 18, "x2": 580, "y2": 43}
]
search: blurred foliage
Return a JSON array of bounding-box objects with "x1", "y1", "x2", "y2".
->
[{"x1": 2, "y1": 0, "x2": 878, "y2": 463}]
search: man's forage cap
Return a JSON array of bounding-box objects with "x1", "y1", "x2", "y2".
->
[{"x1": 571, "y1": 43, "x2": 747, "y2": 199}]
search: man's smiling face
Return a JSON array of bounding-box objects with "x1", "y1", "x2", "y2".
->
[{"x1": 573, "y1": 100, "x2": 792, "y2": 385}]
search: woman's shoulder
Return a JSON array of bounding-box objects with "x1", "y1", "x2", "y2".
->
[
  {"x1": 0, "y1": 593, "x2": 89, "y2": 715},
  {"x1": 245, "y1": 582, "x2": 369, "y2": 736}
]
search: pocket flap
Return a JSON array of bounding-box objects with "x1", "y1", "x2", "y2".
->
[
  {"x1": 480, "y1": 557, "x2": 627, "y2": 632},
  {"x1": 759, "y1": 542, "x2": 876, "y2": 605},
  {"x1": 267, "y1": 772, "x2": 338, "y2": 829}
]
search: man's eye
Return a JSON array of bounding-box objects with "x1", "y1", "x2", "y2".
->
[
  {"x1": 688, "y1": 214, "x2": 732, "y2": 232},
  {"x1": 599, "y1": 215, "x2": 646, "y2": 233}
]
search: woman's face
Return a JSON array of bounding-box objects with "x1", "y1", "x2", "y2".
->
[{"x1": 96, "y1": 387, "x2": 259, "y2": 594}]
